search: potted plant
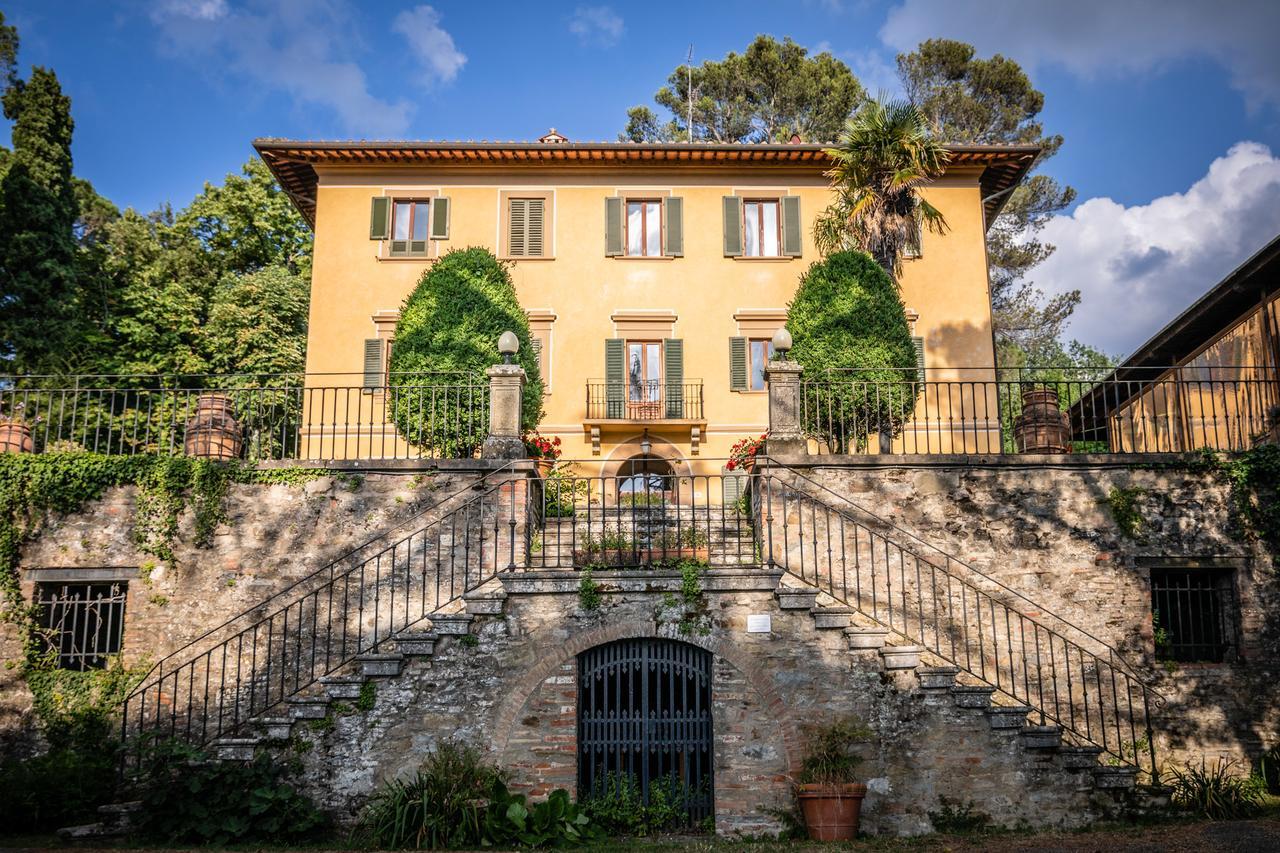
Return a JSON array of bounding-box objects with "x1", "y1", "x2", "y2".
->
[
  {"x1": 0, "y1": 401, "x2": 40, "y2": 454},
  {"x1": 794, "y1": 715, "x2": 873, "y2": 841},
  {"x1": 727, "y1": 433, "x2": 766, "y2": 473},
  {"x1": 523, "y1": 429, "x2": 561, "y2": 477}
]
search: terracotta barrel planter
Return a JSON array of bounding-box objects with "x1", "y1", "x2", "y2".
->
[
  {"x1": 184, "y1": 394, "x2": 243, "y2": 460},
  {"x1": 534, "y1": 458, "x2": 555, "y2": 478},
  {"x1": 797, "y1": 782, "x2": 867, "y2": 841},
  {"x1": 1013, "y1": 387, "x2": 1071, "y2": 453},
  {"x1": 0, "y1": 419, "x2": 34, "y2": 454}
]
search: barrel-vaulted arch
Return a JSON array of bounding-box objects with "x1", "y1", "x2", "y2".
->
[{"x1": 490, "y1": 622, "x2": 801, "y2": 780}]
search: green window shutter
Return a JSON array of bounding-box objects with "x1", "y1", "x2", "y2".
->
[
  {"x1": 664, "y1": 338, "x2": 684, "y2": 418},
  {"x1": 722, "y1": 196, "x2": 742, "y2": 256},
  {"x1": 604, "y1": 197, "x2": 623, "y2": 256},
  {"x1": 781, "y1": 196, "x2": 802, "y2": 257},
  {"x1": 722, "y1": 467, "x2": 743, "y2": 505},
  {"x1": 527, "y1": 198, "x2": 545, "y2": 256},
  {"x1": 370, "y1": 197, "x2": 390, "y2": 240},
  {"x1": 509, "y1": 199, "x2": 527, "y2": 256},
  {"x1": 430, "y1": 197, "x2": 450, "y2": 239},
  {"x1": 408, "y1": 240, "x2": 428, "y2": 255},
  {"x1": 605, "y1": 339, "x2": 625, "y2": 419},
  {"x1": 663, "y1": 197, "x2": 684, "y2": 257},
  {"x1": 912, "y1": 335, "x2": 926, "y2": 383},
  {"x1": 729, "y1": 337, "x2": 748, "y2": 391},
  {"x1": 362, "y1": 338, "x2": 385, "y2": 389}
]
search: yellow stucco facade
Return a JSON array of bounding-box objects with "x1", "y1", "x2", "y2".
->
[{"x1": 260, "y1": 140, "x2": 1034, "y2": 473}]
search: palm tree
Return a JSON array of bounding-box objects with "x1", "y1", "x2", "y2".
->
[{"x1": 813, "y1": 98, "x2": 951, "y2": 282}]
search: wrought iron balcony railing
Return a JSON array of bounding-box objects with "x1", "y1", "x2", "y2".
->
[{"x1": 585, "y1": 380, "x2": 704, "y2": 421}]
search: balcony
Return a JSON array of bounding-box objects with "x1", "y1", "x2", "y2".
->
[{"x1": 583, "y1": 380, "x2": 706, "y2": 454}]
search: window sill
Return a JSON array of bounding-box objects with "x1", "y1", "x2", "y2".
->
[
  {"x1": 735, "y1": 389, "x2": 768, "y2": 395},
  {"x1": 611, "y1": 255, "x2": 678, "y2": 261},
  {"x1": 731, "y1": 256, "x2": 798, "y2": 262},
  {"x1": 501, "y1": 255, "x2": 556, "y2": 262},
  {"x1": 377, "y1": 254, "x2": 433, "y2": 263}
]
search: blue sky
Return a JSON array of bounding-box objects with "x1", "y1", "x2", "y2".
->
[{"x1": 8, "y1": 0, "x2": 1280, "y2": 356}]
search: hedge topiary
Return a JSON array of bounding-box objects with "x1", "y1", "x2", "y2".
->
[
  {"x1": 388, "y1": 247, "x2": 543, "y2": 456},
  {"x1": 786, "y1": 250, "x2": 918, "y2": 452}
]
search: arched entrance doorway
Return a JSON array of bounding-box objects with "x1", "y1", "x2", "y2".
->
[
  {"x1": 577, "y1": 638, "x2": 714, "y2": 824},
  {"x1": 614, "y1": 453, "x2": 676, "y2": 500}
]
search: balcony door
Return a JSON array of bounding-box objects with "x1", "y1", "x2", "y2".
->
[{"x1": 627, "y1": 340, "x2": 662, "y2": 419}]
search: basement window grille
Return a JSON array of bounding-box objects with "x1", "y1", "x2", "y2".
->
[
  {"x1": 35, "y1": 582, "x2": 127, "y2": 670},
  {"x1": 1150, "y1": 569, "x2": 1231, "y2": 663}
]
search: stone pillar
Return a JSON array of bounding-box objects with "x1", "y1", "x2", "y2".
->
[
  {"x1": 764, "y1": 360, "x2": 806, "y2": 459},
  {"x1": 482, "y1": 363, "x2": 526, "y2": 459}
]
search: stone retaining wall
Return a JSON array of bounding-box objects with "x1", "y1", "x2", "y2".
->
[
  {"x1": 784, "y1": 457, "x2": 1279, "y2": 770},
  {"x1": 292, "y1": 572, "x2": 1127, "y2": 836},
  {"x1": 2, "y1": 467, "x2": 487, "y2": 759}
]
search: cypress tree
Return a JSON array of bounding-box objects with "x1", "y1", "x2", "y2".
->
[{"x1": 0, "y1": 64, "x2": 88, "y2": 374}]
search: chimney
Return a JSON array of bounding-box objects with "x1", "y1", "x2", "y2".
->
[{"x1": 539, "y1": 128, "x2": 569, "y2": 144}]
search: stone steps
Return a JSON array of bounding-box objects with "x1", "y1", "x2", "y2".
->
[{"x1": 791, "y1": 592, "x2": 1131, "y2": 791}]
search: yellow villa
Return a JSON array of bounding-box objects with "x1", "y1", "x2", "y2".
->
[{"x1": 256, "y1": 133, "x2": 1038, "y2": 475}]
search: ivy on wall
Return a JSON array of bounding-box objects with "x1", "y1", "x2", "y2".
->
[
  {"x1": 1189, "y1": 445, "x2": 1280, "y2": 557},
  {"x1": 0, "y1": 453, "x2": 330, "y2": 780}
]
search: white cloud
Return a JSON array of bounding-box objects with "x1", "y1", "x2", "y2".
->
[
  {"x1": 150, "y1": 0, "x2": 412, "y2": 136},
  {"x1": 1032, "y1": 142, "x2": 1280, "y2": 357},
  {"x1": 392, "y1": 5, "x2": 466, "y2": 84},
  {"x1": 568, "y1": 6, "x2": 623, "y2": 47},
  {"x1": 880, "y1": 0, "x2": 1280, "y2": 110}
]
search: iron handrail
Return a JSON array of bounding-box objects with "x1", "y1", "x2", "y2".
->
[
  {"x1": 757, "y1": 457, "x2": 1158, "y2": 678},
  {"x1": 122, "y1": 461, "x2": 519, "y2": 691},
  {"x1": 120, "y1": 466, "x2": 529, "y2": 757},
  {"x1": 752, "y1": 461, "x2": 1162, "y2": 776}
]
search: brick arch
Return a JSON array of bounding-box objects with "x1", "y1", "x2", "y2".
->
[{"x1": 490, "y1": 618, "x2": 802, "y2": 773}]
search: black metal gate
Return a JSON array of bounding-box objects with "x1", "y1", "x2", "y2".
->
[{"x1": 577, "y1": 638, "x2": 714, "y2": 824}]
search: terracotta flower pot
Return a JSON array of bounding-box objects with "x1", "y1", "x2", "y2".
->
[
  {"x1": 0, "y1": 419, "x2": 34, "y2": 454},
  {"x1": 797, "y1": 782, "x2": 867, "y2": 841},
  {"x1": 184, "y1": 393, "x2": 243, "y2": 460},
  {"x1": 535, "y1": 458, "x2": 555, "y2": 478},
  {"x1": 1014, "y1": 387, "x2": 1071, "y2": 453}
]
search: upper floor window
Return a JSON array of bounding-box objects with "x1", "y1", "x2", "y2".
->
[
  {"x1": 626, "y1": 200, "x2": 662, "y2": 257},
  {"x1": 724, "y1": 196, "x2": 800, "y2": 258},
  {"x1": 369, "y1": 195, "x2": 449, "y2": 257},
  {"x1": 743, "y1": 199, "x2": 781, "y2": 257},
  {"x1": 507, "y1": 197, "x2": 547, "y2": 258}
]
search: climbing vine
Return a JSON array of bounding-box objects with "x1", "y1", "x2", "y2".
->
[
  {"x1": 1188, "y1": 445, "x2": 1280, "y2": 556},
  {"x1": 1105, "y1": 486, "x2": 1147, "y2": 540},
  {"x1": 0, "y1": 452, "x2": 331, "y2": 750}
]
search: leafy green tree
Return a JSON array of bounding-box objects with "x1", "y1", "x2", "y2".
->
[
  {"x1": 179, "y1": 158, "x2": 312, "y2": 278},
  {"x1": 786, "y1": 251, "x2": 918, "y2": 452},
  {"x1": 896, "y1": 39, "x2": 1079, "y2": 363},
  {"x1": 388, "y1": 247, "x2": 543, "y2": 455},
  {"x1": 204, "y1": 265, "x2": 309, "y2": 376},
  {"x1": 0, "y1": 65, "x2": 94, "y2": 374},
  {"x1": 91, "y1": 160, "x2": 312, "y2": 379},
  {"x1": 812, "y1": 98, "x2": 949, "y2": 280},
  {"x1": 621, "y1": 36, "x2": 864, "y2": 143}
]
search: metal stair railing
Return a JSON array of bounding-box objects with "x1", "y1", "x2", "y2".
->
[
  {"x1": 753, "y1": 459, "x2": 1163, "y2": 777},
  {"x1": 120, "y1": 464, "x2": 528, "y2": 761}
]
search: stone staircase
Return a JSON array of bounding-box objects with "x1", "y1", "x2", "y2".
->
[{"x1": 774, "y1": 584, "x2": 1142, "y2": 794}]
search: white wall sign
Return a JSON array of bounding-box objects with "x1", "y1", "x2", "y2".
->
[{"x1": 746, "y1": 614, "x2": 772, "y2": 633}]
